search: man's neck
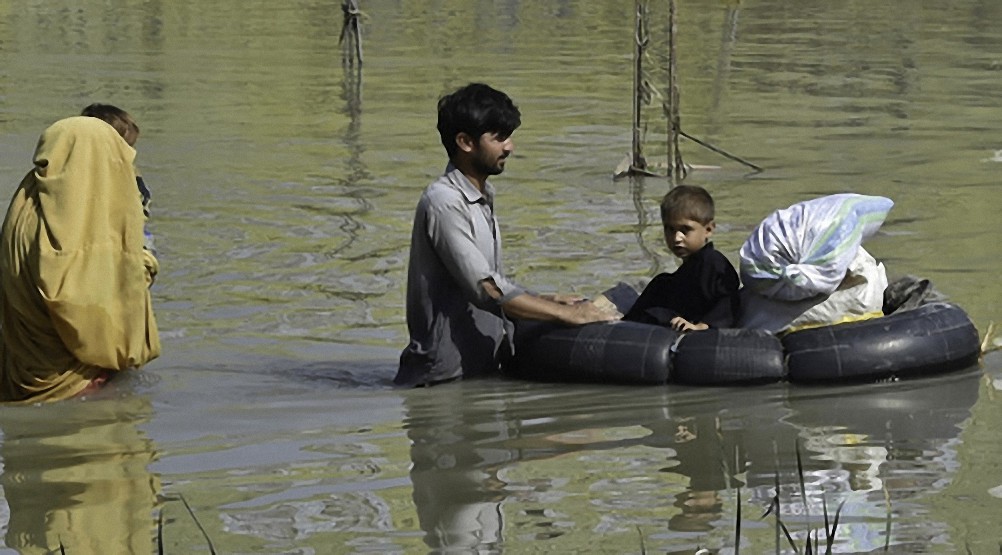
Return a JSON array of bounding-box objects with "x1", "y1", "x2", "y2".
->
[{"x1": 452, "y1": 159, "x2": 487, "y2": 192}]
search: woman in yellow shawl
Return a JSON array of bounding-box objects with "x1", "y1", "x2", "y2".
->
[{"x1": 0, "y1": 116, "x2": 160, "y2": 403}]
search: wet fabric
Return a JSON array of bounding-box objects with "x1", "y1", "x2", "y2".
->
[{"x1": 0, "y1": 116, "x2": 160, "y2": 403}]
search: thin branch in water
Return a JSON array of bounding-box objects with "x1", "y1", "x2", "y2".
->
[
  {"x1": 179, "y1": 493, "x2": 218, "y2": 555},
  {"x1": 679, "y1": 129, "x2": 762, "y2": 172}
]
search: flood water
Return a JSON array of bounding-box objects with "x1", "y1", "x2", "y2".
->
[{"x1": 1, "y1": 0, "x2": 1001, "y2": 553}]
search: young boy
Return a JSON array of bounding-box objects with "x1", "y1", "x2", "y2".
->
[
  {"x1": 80, "y1": 103, "x2": 155, "y2": 254},
  {"x1": 624, "y1": 185, "x2": 740, "y2": 331}
]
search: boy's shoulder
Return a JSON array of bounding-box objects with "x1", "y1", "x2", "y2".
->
[{"x1": 694, "y1": 243, "x2": 738, "y2": 275}]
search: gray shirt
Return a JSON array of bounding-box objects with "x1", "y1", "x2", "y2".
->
[{"x1": 396, "y1": 164, "x2": 526, "y2": 386}]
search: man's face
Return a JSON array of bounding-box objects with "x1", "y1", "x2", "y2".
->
[{"x1": 470, "y1": 131, "x2": 515, "y2": 176}]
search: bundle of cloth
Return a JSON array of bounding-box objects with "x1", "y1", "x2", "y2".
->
[{"x1": 735, "y1": 193, "x2": 894, "y2": 334}]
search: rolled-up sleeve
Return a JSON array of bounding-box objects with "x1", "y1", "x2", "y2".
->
[{"x1": 426, "y1": 195, "x2": 525, "y2": 309}]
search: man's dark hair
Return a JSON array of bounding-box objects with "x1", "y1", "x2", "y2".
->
[{"x1": 437, "y1": 83, "x2": 521, "y2": 158}]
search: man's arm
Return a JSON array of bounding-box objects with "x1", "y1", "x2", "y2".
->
[{"x1": 481, "y1": 278, "x2": 621, "y2": 325}]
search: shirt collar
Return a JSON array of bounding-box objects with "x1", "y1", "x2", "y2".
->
[
  {"x1": 692, "y1": 241, "x2": 715, "y2": 260},
  {"x1": 445, "y1": 163, "x2": 494, "y2": 205}
]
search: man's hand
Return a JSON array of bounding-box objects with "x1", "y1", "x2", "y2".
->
[
  {"x1": 481, "y1": 279, "x2": 622, "y2": 324},
  {"x1": 562, "y1": 299, "x2": 622, "y2": 325},
  {"x1": 539, "y1": 293, "x2": 587, "y2": 305}
]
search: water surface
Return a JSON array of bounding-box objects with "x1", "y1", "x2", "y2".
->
[{"x1": 1, "y1": 0, "x2": 1001, "y2": 552}]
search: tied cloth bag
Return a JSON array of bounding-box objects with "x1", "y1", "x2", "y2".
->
[{"x1": 737, "y1": 194, "x2": 894, "y2": 334}]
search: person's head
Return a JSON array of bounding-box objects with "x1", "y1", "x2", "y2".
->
[
  {"x1": 660, "y1": 185, "x2": 716, "y2": 259},
  {"x1": 437, "y1": 83, "x2": 521, "y2": 178},
  {"x1": 81, "y1": 103, "x2": 140, "y2": 147}
]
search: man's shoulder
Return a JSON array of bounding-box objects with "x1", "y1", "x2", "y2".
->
[
  {"x1": 419, "y1": 174, "x2": 467, "y2": 208},
  {"x1": 423, "y1": 173, "x2": 455, "y2": 194}
]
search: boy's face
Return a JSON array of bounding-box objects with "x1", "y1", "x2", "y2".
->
[{"x1": 663, "y1": 217, "x2": 714, "y2": 259}]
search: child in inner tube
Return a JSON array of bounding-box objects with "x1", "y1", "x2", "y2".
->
[{"x1": 623, "y1": 185, "x2": 741, "y2": 332}]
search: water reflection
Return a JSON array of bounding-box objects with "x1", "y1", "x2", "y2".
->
[
  {"x1": 628, "y1": 175, "x2": 663, "y2": 276},
  {"x1": 327, "y1": 40, "x2": 368, "y2": 260},
  {"x1": 0, "y1": 396, "x2": 160, "y2": 554},
  {"x1": 402, "y1": 370, "x2": 979, "y2": 552},
  {"x1": 707, "y1": 3, "x2": 741, "y2": 135},
  {"x1": 403, "y1": 385, "x2": 510, "y2": 551},
  {"x1": 774, "y1": 371, "x2": 979, "y2": 551}
]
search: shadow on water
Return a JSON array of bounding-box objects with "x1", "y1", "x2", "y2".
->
[
  {"x1": 0, "y1": 396, "x2": 160, "y2": 554},
  {"x1": 399, "y1": 367, "x2": 981, "y2": 551},
  {"x1": 278, "y1": 359, "x2": 396, "y2": 389}
]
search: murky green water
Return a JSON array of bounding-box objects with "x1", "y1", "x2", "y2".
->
[{"x1": 1, "y1": 0, "x2": 1001, "y2": 552}]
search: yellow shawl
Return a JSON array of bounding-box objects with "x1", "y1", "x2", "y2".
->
[{"x1": 0, "y1": 116, "x2": 160, "y2": 403}]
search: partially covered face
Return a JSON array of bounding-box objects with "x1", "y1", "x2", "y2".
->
[{"x1": 663, "y1": 217, "x2": 714, "y2": 259}]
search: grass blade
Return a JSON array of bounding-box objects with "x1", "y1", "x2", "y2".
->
[
  {"x1": 158, "y1": 508, "x2": 165, "y2": 555},
  {"x1": 826, "y1": 498, "x2": 846, "y2": 553},
  {"x1": 735, "y1": 483, "x2": 742, "y2": 555},
  {"x1": 778, "y1": 519, "x2": 799, "y2": 553},
  {"x1": 796, "y1": 440, "x2": 810, "y2": 527},
  {"x1": 883, "y1": 484, "x2": 892, "y2": 551},
  {"x1": 772, "y1": 441, "x2": 782, "y2": 555}
]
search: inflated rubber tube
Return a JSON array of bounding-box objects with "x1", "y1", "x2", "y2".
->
[
  {"x1": 511, "y1": 320, "x2": 676, "y2": 385},
  {"x1": 671, "y1": 328, "x2": 786, "y2": 385},
  {"x1": 783, "y1": 302, "x2": 981, "y2": 383}
]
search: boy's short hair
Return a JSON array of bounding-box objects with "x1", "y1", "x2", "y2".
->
[
  {"x1": 81, "y1": 103, "x2": 140, "y2": 147},
  {"x1": 437, "y1": 83, "x2": 521, "y2": 158},
  {"x1": 661, "y1": 185, "x2": 715, "y2": 224}
]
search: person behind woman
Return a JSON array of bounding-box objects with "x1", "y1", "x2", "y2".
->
[
  {"x1": 0, "y1": 116, "x2": 160, "y2": 403},
  {"x1": 80, "y1": 102, "x2": 156, "y2": 254}
]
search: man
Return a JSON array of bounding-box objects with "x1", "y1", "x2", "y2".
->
[{"x1": 397, "y1": 83, "x2": 619, "y2": 387}]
